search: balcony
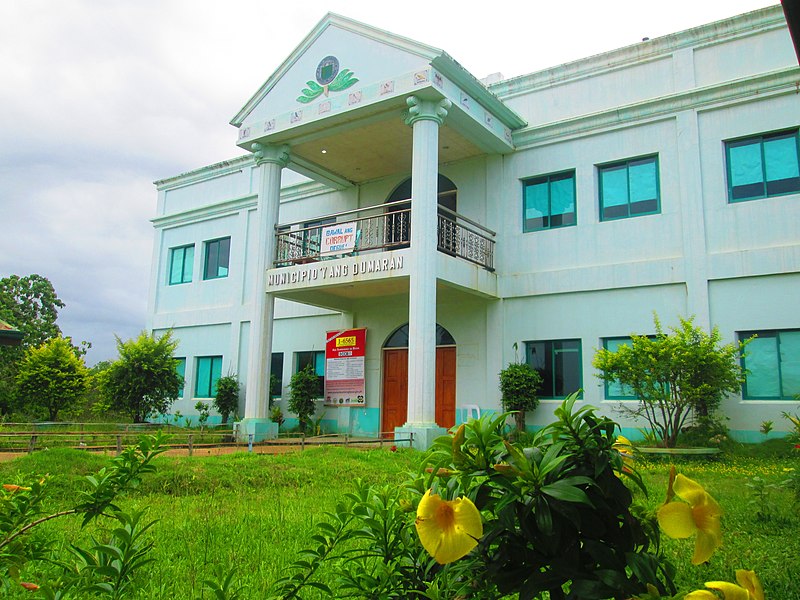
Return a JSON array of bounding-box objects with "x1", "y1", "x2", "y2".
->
[{"x1": 274, "y1": 200, "x2": 495, "y2": 271}]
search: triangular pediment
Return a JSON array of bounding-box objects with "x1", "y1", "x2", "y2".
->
[{"x1": 231, "y1": 13, "x2": 444, "y2": 128}]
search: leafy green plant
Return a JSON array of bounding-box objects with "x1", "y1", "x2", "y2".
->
[
  {"x1": 194, "y1": 402, "x2": 210, "y2": 432},
  {"x1": 498, "y1": 361, "x2": 542, "y2": 436},
  {"x1": 101, "y1": 331, "x2": 182, "y2": 423},
  {"x1": 0, "y1": 432, "x2": 167, "y2": 593},
  {"x1": 214, "y1": 375, "x2": 240, "y2": 424},
  {"x1": 15, "y1": 337, "x2": 90, "y2": 421},
  {"x1": 783, "y1": 411, "x2": 800, "y2": 444},
  {"x1": 760, "y1": 420, "x2": 773, "y2": 437},
  {"x1": 269, "y1": 405, "x2": 284, "y2": 428},
  {"x1": 288, "y1": 365, "x2": 320, "y2": 434},
  {"x1": 745, "y1": 475, "x2": 785, "y2": 523},
  {"x1": 594, "y1": 315, "x2": 747, "y2": 448}
]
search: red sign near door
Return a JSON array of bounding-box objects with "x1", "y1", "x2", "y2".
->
[{"x1": 324, "y1": 328, "x2": 366, "y2": 406}]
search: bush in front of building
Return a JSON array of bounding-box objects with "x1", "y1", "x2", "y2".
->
[
  {"x1": 593, "y1": 315, "x2": 747, "y2": 448},
  {"x1": 213, "y1": 375, "x2": 239, "y2": 424},
  {"x1": 499, "y1": 361, "x2": 542, "y2": 436},
  {"x1": 288, "y1": 364, "x2": 320, "y2": 434}
]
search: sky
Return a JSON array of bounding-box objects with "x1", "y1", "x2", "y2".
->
[{"x1": 0, "y1": 0, "x2": 780, "y2": 365}]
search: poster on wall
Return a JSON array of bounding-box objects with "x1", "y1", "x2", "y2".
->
[
  {"x1": 324, "y1": 328, "x2": 366, "y2": 406},
  {"x1": 320, "y1": 221, "x2": 357, "y2": 256}
]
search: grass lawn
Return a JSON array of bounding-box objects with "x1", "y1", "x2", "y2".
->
[{"x1": 0, "y1": 443, "x2": 797, "y2": 598}]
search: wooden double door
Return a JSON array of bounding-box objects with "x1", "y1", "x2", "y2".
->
[{"x1": 382, "y1": 346, "x2": 456, "y2": 434}]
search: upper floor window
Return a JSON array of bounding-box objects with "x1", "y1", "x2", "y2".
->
[
  {"x1": 195, "y1": 355, "x2": 223, "y2": 398},
  {"x1": 522, "y1": 171, "x2": 576, "y2": 232},
  {"x1": 525, "y1": 339, "x2": 582, "y2": 399},
  {"x1": 203, "y1": 237, "x2": 230, "y2": 280},
  {"x1": 599, "y1": 155, "x2": 660, "y2": 221},
  {"x1": 739, "y1": 329, "x2": 800, "y2": 400},
  {"x1": 168, "y1": 245, "x2": 194, "y2": 285},
  {"x1": 726, "y1": 130, "x2": 800, "y2": 202}
]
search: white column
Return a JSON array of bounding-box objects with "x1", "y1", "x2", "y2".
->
[
  {"x1": 244, "y1": 143, "x2": 289, "y2": 420},
  {"x1": 404, "y1": 96, "x2": 451, "y2": 426}
]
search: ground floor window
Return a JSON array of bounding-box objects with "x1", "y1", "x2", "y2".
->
[
  {"x1": 195, "y1": 355, "x2": 223, "y2": 398},
  {"x1": 525, "y1": 339, "x2": 582, "y2": 399},
  {"x1": 296, "y1": 350, "x2": 324, "y2": 397},
  {"x1": 176, "y1": 357, "x2": 186, "y2": 398},
  {"x1": 271, "y1": 352, "x2": 284, "y2": 397},
  {"x1": 601, "y1": 338, "x2": 636, "y2": 400},
  {"x1": 739, "y1": 329, "x2": 800, "y2": 399}
]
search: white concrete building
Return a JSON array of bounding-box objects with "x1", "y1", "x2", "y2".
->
[{"x1": 147, "y1": 6, "x2": 800, "y2": 445}]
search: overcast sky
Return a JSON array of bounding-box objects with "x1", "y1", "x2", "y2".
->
[{"x1": 0, "y1": 0, "x2": 779, "y2": 365}]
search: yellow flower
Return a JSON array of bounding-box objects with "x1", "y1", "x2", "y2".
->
[
  {"x1": 656, "y1": 473, "x2": 722, "y2": 565},
  {"x1": 415, "y1": 489, "x2": 482, "y2": 564},
  {"x1": 613, "y1": 435, "x2": 635, "y2": 474},
  {"x1": 685, "y1": 570, "x2": 764, "y2": 600}
]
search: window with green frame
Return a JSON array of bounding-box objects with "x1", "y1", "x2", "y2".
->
[
  {"x1": 601, "y1": 338, "x2": 636, "y2": 400},
  {"x1": 726, "y1": 129, "x2": 800, "y2": 202},
  {"x1": 195, "y1": 355, "x2": 223, "y2": 398},
  {"x1": 599, "y1": 155, "x2": 660, "y2": 221},
  {"x1": 168, "y1": 245, "x2": 194, "y2": 285},
  {"x1": 203, "y1": 237, "x2": 230, "y2": 280},
  {"x1": 739, "y1": 329, "x2": 800, "y2": 400},
  {"x1": 522, "y1": 170, "x2": 576, "y2": 231},
  {"x1": 176, "y1": 357, "x2": 186, "y2": 398},
  {"x1": 525, "y1": 339, "x2": 582, "y2": 399},
  {"x1": 270, "y1": 352, "x2": 284, "y2": 397},
  {"x1": 296, "y1": 350, "x2": 324, "y2": 397}
]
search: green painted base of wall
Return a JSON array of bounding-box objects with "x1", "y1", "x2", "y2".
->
[{"x1": 237, "y1": 418, "x2": 279, "y2": 442}]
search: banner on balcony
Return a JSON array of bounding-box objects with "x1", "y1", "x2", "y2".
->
[
  {"x1": 324, "y1": 328, "x2": 366, "y2": 406},
  {"x1": 320, "y1": 221, "x2": 357, "y2": 256}
]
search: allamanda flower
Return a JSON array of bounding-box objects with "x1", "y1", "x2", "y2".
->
[
  {"x1": 684, "y1": 569, "x2": 764, "y2": 600},
  {"x1": 415, "y1": 489, "x2": 483, "y2": 564},
  {"x1": 656, "y1": 471, "x2": 722, "y2": 565}
]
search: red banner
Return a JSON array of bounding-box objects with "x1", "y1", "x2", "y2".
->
[{"x1": 324, "y1": 328, "x2": 366, "y2": 406}]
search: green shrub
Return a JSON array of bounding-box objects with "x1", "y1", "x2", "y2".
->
[{"x1": 498, "y1": 361, "x2": 542, "y2": 435}]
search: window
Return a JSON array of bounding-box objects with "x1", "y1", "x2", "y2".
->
[
  {"x1": 726, "y1": 130, "x2": 800, "y2": 202},
  {"x1": 525, "y1": 339, "x2": 582, "y2": 399},
  {"x1": 296, "y1": 350, "x2": 324, "y2": 397},
  {"x1": 602, "y1": 338, "x2": 637, "y2": 400},
  {"x1": 195, "y1": 356, "x2": 223, "y2": 398},
  {"x1": 203, "y1": 237, "x2": 230, "y2": 280},
  {"x1": 270, "y1": 352, "x2": 284, "y2": 397},
  {"x1": 522, "y1": 171, "x2": 576, "y2": 231},
  {"x1": 176, "y1": 357, "x2": 186, "y2": 398},
  {"x1": 168, "y1": 245, "x2": 194, "y2": 285},
  {"x1": 739, "y1": 329, "x2": 800, "y2": 400},
  {"x1": 599, "y1": 156, "x2": 660, "y2": 221}
]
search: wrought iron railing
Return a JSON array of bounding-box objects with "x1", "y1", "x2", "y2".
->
[{"x1": 274, "y1": 200, "x2": 495, "y2": 271}]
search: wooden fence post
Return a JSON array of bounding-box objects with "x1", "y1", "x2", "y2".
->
[
  {"x1": 188, "y1": 434, "x2": 194, "y2": 457},
  {"x1": 28, "y1": 435, "x2": 36, "y2": 454},
  {"x1": 116, "y1": 435, "x2": 122, "y2": 455}
]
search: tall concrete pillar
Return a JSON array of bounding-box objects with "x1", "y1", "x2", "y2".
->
[
  {"x1": 397, "y1": 96, "x2": 451, "y2": 449},
  {"x1": 241, "y1": 143, "x2": 289, "y2": 440}
]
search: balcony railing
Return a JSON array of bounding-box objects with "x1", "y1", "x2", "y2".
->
[{"x1": 274, "y1": 200, "x2": 495, "y2": 271}]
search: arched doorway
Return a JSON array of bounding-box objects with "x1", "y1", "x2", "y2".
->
[
  {"x1": 383, "y1": 175, "x2": 457, "y2": 248},
  {"x1": 381, "y1": 324, "x2": 456, "y2": 434}
]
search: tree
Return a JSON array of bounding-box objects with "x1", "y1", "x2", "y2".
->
[
  {"x1": 499, "y1": 362, "x2": 542, "y2": 435},
  {"x1": 0, "y1": 274, "x2": 65, "y2": 414},
  {"x1": 213, "y1": 375, "x2": 240, "y2": 424},
  {"x1": 102, "y1": 331, "x2": 182, "y2": 423},
  {"x1": 288, "y1": 364, "x2": 320, "y2": 434},
  {"x1": 593, "y1": 315, "x2": 747, "y2": 448},
  {"x1": 15, "y1": 337, "x2": 90, "y2": 421}
]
